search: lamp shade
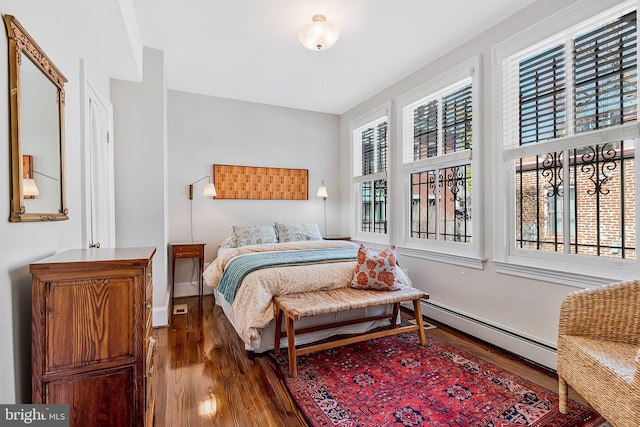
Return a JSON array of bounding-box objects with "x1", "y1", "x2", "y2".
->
[
  {"x1": 298, "y1": 14, "x2": 340, "y2": 51},
  {"x1": 316, "y1": 181, "x2": 328, "y2": 199},
  {"x1": 203, "y1": 182, "x2": 217, "y2": 197},
  {"x1": 189, "y1": 175, "x2": 216, "y2": 199},
  {"x1": 23, "y1": 178, "x2": 39, "y2": 196}
]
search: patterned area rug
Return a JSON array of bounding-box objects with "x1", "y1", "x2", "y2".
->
[{"x1": 271, "y1": 333, "x2": 605, "y2": 427}]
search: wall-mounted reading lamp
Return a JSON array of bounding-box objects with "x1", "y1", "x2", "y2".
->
[
  {"x1": 23, "y1": 178, "x2": 39, "y2": 196},
  {"x1": 189, "y1": 176, "x2": 217, "y2": 200},
  {"x1": 188, "y1": 175, "x2": 216, "y2": 243},
  {"x1": 23, "y1": 170, "x2": 59, "y2": 197},
  {"x1": 317, "y1": 180, "x2": 328, "y2": 237}
]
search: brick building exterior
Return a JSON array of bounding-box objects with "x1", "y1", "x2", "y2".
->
[{"x1": 515, "y1": 143, "x2": 635, "y2": 259}]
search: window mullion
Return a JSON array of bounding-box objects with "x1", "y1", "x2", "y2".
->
[
  {"x1": 437, "y1": 99, "x2": 443, "y2": 157},
  {"x1": 565, "y1": 39, "x2": 575, "y2": 138},
  {"x1": 434, "y1": 169, "x2": 441, "y2": 240},
  {"x1": 435, "y1": 99, "x2": 443, "y2": 241},
  {"x1": 369, "y1": 180, "x2": 374, "y2": 232},
  {"x1": 562, "y1": 149, "x2": 571, "y2": 254},
  {"x1": 372, "y1": 124, "x2": 380, "y2": 173}
]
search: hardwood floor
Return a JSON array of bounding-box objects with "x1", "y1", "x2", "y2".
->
[{"x1": 152, "y1": 295, "x2": 591, "y2": 426}]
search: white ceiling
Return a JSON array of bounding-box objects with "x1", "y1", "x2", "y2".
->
[{"x1": 130, "y1": 0, "x2": 537, "y2": 114}]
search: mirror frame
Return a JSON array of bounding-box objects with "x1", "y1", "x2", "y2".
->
[{"x1": 4, "y1": 15, "x2": 68, "y2": 222}]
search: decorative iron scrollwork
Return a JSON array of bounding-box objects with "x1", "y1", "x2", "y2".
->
[
  {"x1": 581, "y1": 143, "x2": 618, "y2": 196},
  {"x1": 446, "y1": 166, "x2": 467, "y2": 203},
  {"x1": 542, "y1": 152, "x2": 563, "y2": 197}
]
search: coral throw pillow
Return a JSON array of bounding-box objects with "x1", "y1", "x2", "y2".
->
[{"x1": 350, "y1": 244, "x2": 400, "y2": 291}]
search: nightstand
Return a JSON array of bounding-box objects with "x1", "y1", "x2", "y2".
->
[
  {"x1": 169, "y1": 242, "x2": 206, "y2": 301},
  {"x1": 324, "y1": 236, "x2": 351, "y2": 241}
]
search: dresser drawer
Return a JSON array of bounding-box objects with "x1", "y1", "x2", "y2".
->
[
  {"x1": 173, "y1": 245, "x2": 204, "y2": 258},
  {"x1": 146, "y1": 262, "x2": 153, "y2": 299}
]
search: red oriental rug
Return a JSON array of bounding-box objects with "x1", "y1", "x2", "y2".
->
[{"x1": 270, "y1": 333, "x2": 605, "y2": 427}]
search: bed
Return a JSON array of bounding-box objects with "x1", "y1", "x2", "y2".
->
[{"x1": 202, "y1": 224, "x2": 412, "y2": 353}]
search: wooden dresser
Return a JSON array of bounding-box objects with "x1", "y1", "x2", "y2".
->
[{"x1": 30, "y1": 247, "x2": 156, "y2": 427}]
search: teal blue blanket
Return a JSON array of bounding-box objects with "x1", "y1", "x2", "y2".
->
[{"x1": 217, "y1": 247, "x2": 358, "y2": 304}]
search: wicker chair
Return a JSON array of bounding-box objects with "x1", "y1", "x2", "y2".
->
[{"x1": 557, "y1": 280, "x2": 640, "y2": 427}]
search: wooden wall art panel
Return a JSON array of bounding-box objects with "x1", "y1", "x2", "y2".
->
[{"x1": 213, "y1": 164, "x2": 308, "y2": 200}]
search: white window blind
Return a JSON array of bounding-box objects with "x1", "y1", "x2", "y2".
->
[
  {"x1": 401, "y1": 78, "x2": 473, "y2": 167},
  {"x1": 353, "y1": 118, "x2": 388, "y2": 179},
  {"x1": 502, "y1": 4, "x2": 638, "y2": 151}
]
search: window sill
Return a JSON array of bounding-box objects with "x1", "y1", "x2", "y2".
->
[
  {"x1": 351, "y1": 234, "x2": 390, "y2": 246},
  {"x1": 494, "y1": 257, "x2": 625, "y2": 288},
  {"x1": 397, "y1": 246, "x2": 485, "y2": 270}
]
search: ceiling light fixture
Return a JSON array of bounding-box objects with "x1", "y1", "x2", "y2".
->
[{"x1": 298, "y1": 14, "x2": 339, "y2": 51}]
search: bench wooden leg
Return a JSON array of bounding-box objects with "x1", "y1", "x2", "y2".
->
[
  {"x1": 274, "y1": 303, "x2": 283, "y2": 353},
  {"x1": 286, "y1": 315, "x2": 297, "y2": 377},
  {"x1": 412, "y1": 298, "x2": 427, "y2": 345},
  {"x1": 391, "y1": 303, "x2": 400, "y2": 328}
]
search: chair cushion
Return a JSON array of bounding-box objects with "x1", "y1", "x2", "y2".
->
[
  {"x1": 560, "y1": 335, "x2": 637, "y2": 384},
  {"x1": 558, "y1": 335, "x2": 639, "y2": 427}
]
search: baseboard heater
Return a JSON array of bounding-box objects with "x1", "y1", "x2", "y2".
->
[{"x1": 404, "y1": 298, "x2": 559, "y2": 370}]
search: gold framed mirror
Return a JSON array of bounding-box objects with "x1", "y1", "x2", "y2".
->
[{"x1": 4, "y1": 15, "x2": 68, "y2": 222}]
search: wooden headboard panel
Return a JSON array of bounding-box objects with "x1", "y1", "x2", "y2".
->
[{"x1": 212, "y1": 164, "x2": 308, "y2": 200}]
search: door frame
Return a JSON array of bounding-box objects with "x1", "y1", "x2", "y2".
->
[{"x1": 80, "y1": 58, "x2": 115, "y2": 248}]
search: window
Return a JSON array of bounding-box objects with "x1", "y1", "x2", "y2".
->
[
  {"x1": 398, "y1": 57, "x2": 480, "y2": 260},
  {"x1": 352, "y1": 109, "x2": 389, "y2": 239},
  {"x1": 495, "y1": 1, "x2": 639, "y2": 281},
  {"x1": 408, "y1": 84, "x2": 473, "y2": 243}
]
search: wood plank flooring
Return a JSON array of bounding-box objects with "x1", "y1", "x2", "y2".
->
[{"x1": 151, "y1": 295, "x2": 592, "y2": 426}]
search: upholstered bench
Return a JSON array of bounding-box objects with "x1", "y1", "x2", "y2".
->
[{"x1": 273, "y1": 286, "x2": 428, "y2": 377}]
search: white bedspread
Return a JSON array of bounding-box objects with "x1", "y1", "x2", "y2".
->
[{"x1": 203, "y1": 240, "x2": 411, "y2": 349}]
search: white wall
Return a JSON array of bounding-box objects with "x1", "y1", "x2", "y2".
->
[
  {"x1": 111, "y1": 47, "x2": 169, "y2": 325},
  {"x1": 167, "y1": 90, "x2": 341, "y2": 294},
  {"x1": 340, "y1": 0, "x2": 624, "y2": 369},
  {"x1": 0, "y1": 1, "x2": 115, "y2": 403}
]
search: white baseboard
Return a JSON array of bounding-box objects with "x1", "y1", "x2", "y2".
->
[
  {"x1": 152, "y1": 282, "x2": 213, "y2": 327},
  {"x1": 420, "y1": 299, "x2": 558, "y2": 370},
  {"x1": 152, "y1": 290, "x2": 170, "y2": 327}
]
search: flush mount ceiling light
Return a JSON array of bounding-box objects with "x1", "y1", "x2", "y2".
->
[{"x1": 298, "y1": 14, "x2": 340, "y2": 51}]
